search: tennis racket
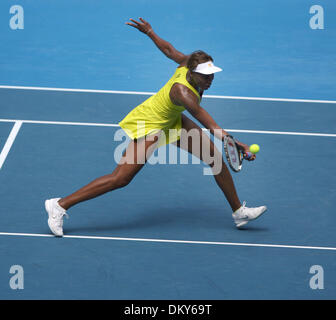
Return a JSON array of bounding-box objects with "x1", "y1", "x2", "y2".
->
[{"x1": 223, "y1": 135, "x2": 252, "y2": 172}]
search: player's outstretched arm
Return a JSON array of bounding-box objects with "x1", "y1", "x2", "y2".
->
[{"x1": 126, "y1": 17, "x2": 189, "y2": 65}]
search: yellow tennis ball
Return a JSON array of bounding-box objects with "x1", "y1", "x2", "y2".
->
[{"x1": 249, "y1": 144, "x2": 260, "y2": 154}]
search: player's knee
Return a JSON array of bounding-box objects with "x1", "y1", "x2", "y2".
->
[
  {"x1": 203, "y1": 147, "x2": 223, "y2": 167},
  {"x1": 209, "y1": 158, "x2": 225, "y2": 174},
  {"x1": 205, "y1": 149, "x2": 225, "y2": 175},
  {"x1": 116, "y1": 176, "x2": 133, "y2": 189},
  {"x1": 107, "y1": 174, "x2": 133, "y2": 190}
]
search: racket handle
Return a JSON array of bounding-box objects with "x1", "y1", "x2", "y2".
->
[{"x1": 244, "y1": 152, "x2": 253, "y2": 160}]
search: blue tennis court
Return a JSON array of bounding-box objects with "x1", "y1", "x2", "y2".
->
[{"x1": 1, "y1": 0, "x2": 336, "y2": 300}]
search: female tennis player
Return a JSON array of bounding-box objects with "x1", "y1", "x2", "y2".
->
[{"x1": 45, "y1": 18, "x2": 267, "y2": 236}]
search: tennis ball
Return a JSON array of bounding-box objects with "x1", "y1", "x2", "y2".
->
[{"x1": 249, "y1": 144, "x2": 260, "y2": 154}]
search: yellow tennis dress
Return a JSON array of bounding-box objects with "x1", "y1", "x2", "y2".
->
[{"x1": 119, "y1": 66, "x2": 200, "y2": 147}]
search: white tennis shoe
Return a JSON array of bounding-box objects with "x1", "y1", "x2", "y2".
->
[
  {"x1": 45, "y1": 198, "x2": 68, "y2": 236},
  {"x1": 232, "y1": 201, "x2": 267, "y2": 228}
]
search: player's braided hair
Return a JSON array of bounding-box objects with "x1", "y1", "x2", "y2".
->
[{"x1": 187, "y1": 50, "x2": 213, "y2": 71}]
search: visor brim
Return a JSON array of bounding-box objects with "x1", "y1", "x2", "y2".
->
[{"x1": 194, "y1": 66, "x2": 222, "y2": 75}]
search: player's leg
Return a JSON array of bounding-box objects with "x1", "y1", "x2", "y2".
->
[
  {"x1": 45, "y1": 134, "x2": 159, "y2": 236},
  {"x1": 174, "y1": 114, "x2": 267, "y2": 228},
  {"x1": 58, "y1": 135, "x2": 159, "y2": 210},
  {"x1": 174, "y1": 114, "x2": 241, "y2": 212}
]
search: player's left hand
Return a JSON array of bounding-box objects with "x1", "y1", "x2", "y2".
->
[{"x1": 126, "y1": 17, "x2": 152, "y2": 34}]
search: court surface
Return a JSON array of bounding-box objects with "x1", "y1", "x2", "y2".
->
[
  {"x1": 1, "y1": 0, "x2": 336, "y2": 300},
  {"x1": 0, "y1": 87, "x2": 335, "y2": 299}
]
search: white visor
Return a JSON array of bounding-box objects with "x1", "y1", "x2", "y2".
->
[{"x1": 193, "y1": 61, "x2": 222, "y2": 75}]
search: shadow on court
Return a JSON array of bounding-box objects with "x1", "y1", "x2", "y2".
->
[{"x1": 62, "y1": 206, "x2": 270, "y2": 234}]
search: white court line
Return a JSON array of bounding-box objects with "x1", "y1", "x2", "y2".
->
[
  {"x1": 0, "y1": 85, "x2": 156, "y2": 97},
  {"x1": 0, "y1": 231, "x2": 336, "y2": 251},
  {"x1": 225, "y1": 129, "x2": 336, "y2": 138},
  {"x1": 1, "y1": 85, "x2": 336, "y2": 104},
  {"x1": 0, "y1": 121, "x2": 22, "y2": 170},
  {"x1": 0, "y1": 118, "x2": 335, "y2": 137},
  {"x1": 0, "y1": 118, "x2": 120, "y2": 128}
]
